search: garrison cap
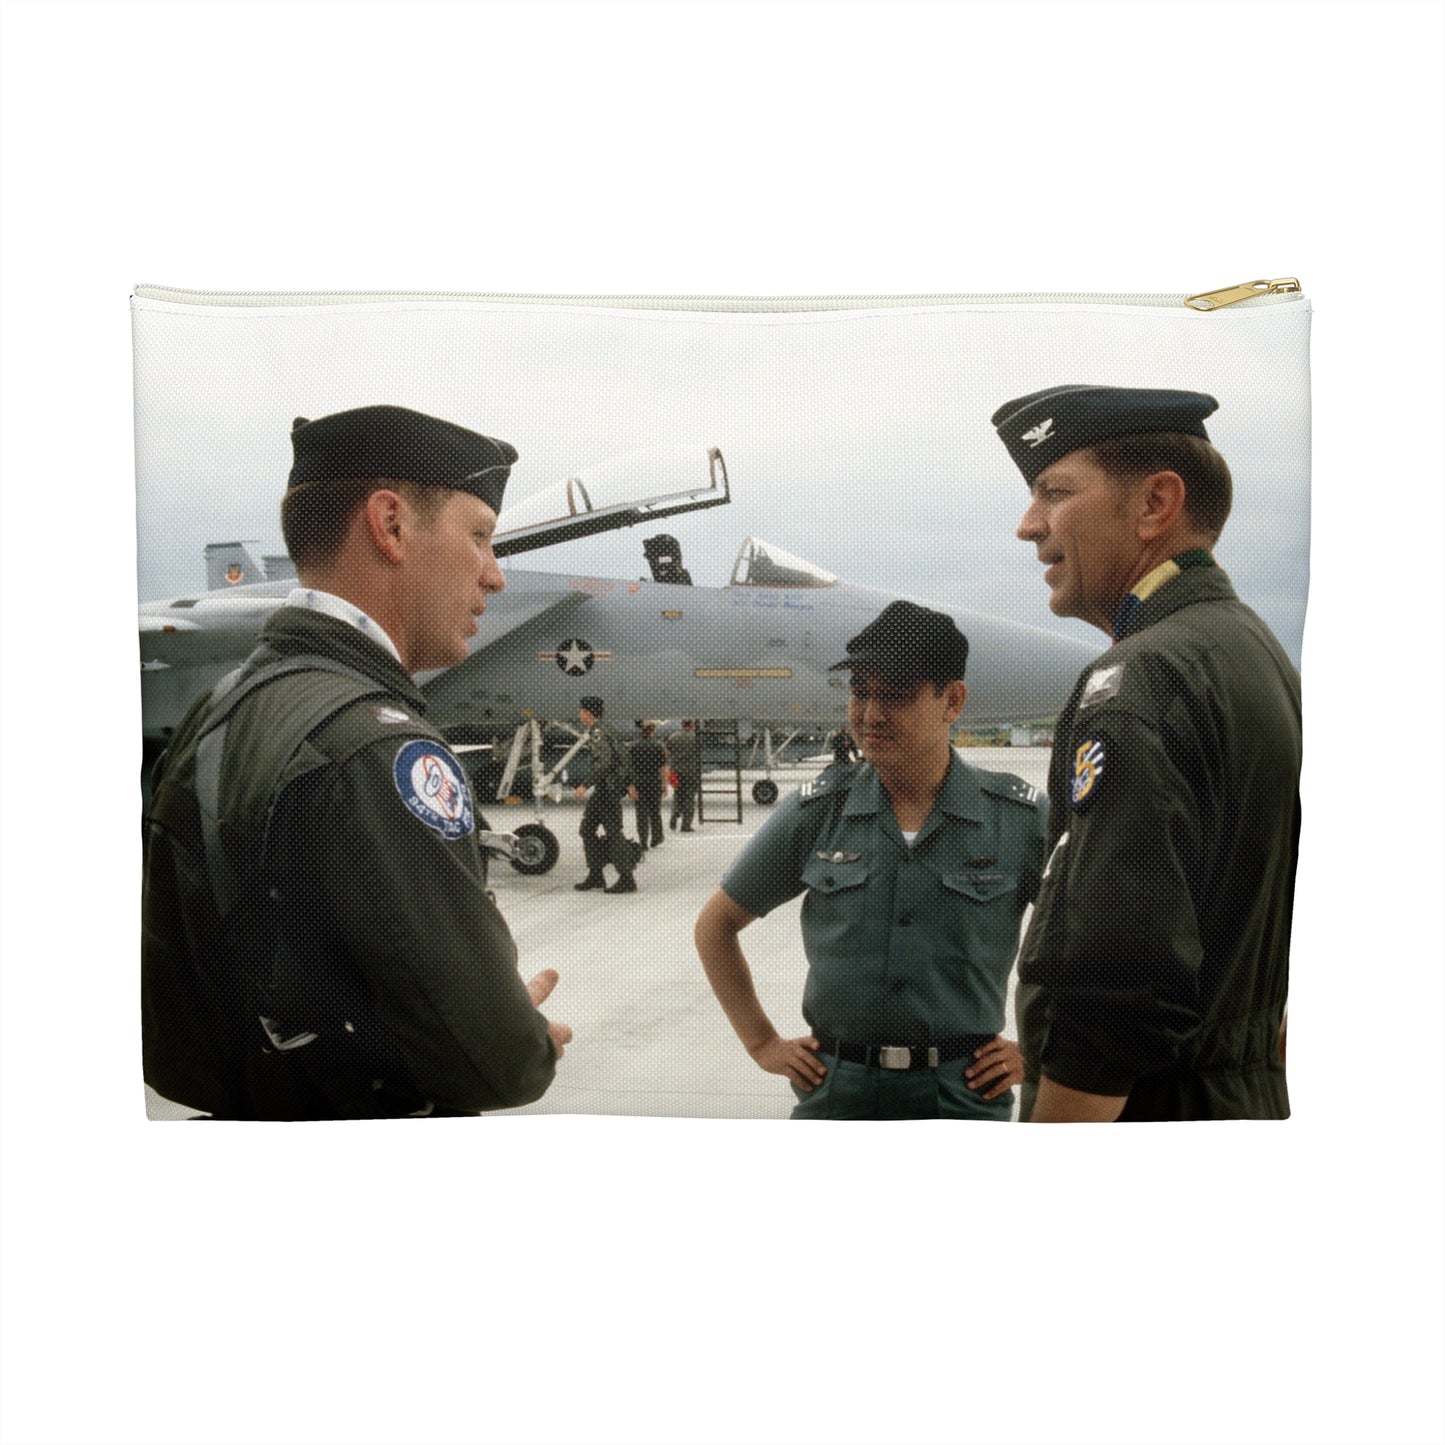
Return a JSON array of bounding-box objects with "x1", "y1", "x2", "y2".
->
[
  {"x1": 991, "y1": 385, "x2": 1218, "y2": 485},
  {"x1": 288, "y1": 405, "x2": 518, "y2": 512},
  {"x1": 829, "y1": 601, "x2": 969, "y2": 683},
  {"x1": 579, "y1": 695, "x2": 605, "y2": 715}
]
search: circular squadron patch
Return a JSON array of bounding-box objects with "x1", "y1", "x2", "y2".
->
[
  {"x1": 393, "y1": 740, "x2": 475, "y2": 839},
  {"x1": 1071, "y1": 738, "x2": 1106, "y2": 810}
]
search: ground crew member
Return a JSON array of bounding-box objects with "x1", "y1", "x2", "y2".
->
[
  {"x1": 573, "y1": 696, "x2": 637, "y2": 893},
  {"x1": 694, "y1": 601, "x2": 1045, "y2": 1120},
  {"x1": 830, "y1": 727, "x2": 860, "y2": 767},
  {"x1": 628, "y1": 721, "x2": 668, "y2": 851},
  {"x1": 995, "y1": 383, "x2": 1301, "y2": 1122},
  {"x1": 667, "y1": 719, "x2": 702, "y2": 831},
  {"x1": 142, "y1": 404, "x2": 571, "y2": 1120}
]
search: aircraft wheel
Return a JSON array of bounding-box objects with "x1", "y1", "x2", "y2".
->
[
  {"x1": 752, "y1": 779, "x2": 779, "y2": 806},
  {"x1": 509, "y1": 822, "x2": 560, "y2": 875}
]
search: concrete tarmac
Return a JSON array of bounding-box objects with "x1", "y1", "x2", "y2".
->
[{"x1": 145, "y1": 748, "x2": 1051, "y2": 1121}]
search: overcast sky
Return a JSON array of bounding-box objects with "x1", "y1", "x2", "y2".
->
[{"x1": 134, "y1": 295, "x2": 1311, "y2": 663}]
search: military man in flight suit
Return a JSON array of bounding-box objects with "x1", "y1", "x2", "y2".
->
[
  {"x1": 142, "y1": 404, "x2": 571, "y2": 1120},
  {"x1": 573, "y1": 695, "x2": 637, "y2": 893},
  {"x1": 995, "y1": 384, "x2": 1301, "y2": 1122},
  {"x1": 628, "y1": 721, "x2": 668, "y2": 852},
  {"x1": 694, "y1": 602, "x2": 1045, "y2": 1120},
  {"x1": 667, "y1": 719, "x2": 702, "y2": 832}
]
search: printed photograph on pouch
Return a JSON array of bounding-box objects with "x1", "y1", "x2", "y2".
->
[{"x1": 135, "y1": 288, "x2": 1310, "y2": 1122}]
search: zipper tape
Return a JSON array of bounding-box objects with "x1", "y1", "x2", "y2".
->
[{"x1": 133, "y1": 281, "x2": 1305, "y2": 314}]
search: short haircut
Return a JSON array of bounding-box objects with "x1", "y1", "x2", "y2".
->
[
  {"x1": 1086, "y1": 432, "x2": 1233, "y2": 541},
  {"x1": 281, "y1": 477, "x2": 447, "y2": 570}
]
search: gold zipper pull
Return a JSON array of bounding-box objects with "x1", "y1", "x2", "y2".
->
[{"x1": 1185, "y1": 277, "x2": 1302, "y2": 311}]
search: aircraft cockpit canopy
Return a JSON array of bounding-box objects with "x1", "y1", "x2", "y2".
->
[
  {"x1": 729, "y1": 537, "x2": 837, "y2": 588},
  {"x1": 492, "y1": 444, "x2": 728, "y2": 557}
]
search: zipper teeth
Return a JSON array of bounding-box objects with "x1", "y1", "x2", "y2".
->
[{"x1": 132, "y1": 285, "x2": 1305, "y2": 312}]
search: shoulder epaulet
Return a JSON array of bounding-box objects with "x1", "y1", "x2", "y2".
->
[
  {"x1": 799, "y1": 762, "x2": 860, "y2": 805},
  {"x1": 979, "y1": 772, "x2": 1043, "y2": 809}
]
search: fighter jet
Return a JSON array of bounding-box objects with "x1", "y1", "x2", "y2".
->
[
  {"x1": 140, "y1": 446, "x2": 735, "y2": 741},
  {"x1": 139, "y1": 445, "x2": 1098, "y2": 871}
]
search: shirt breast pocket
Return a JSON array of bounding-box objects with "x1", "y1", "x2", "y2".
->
[
  {"x1": 799, "y1": 854, "x2": 873, "y2": 957},
  {"x1": 939, "y1": 869, "x2": 1022, "y2": 964},
  {"x1": 801, "y1": 855, "x2": 871, "y2": 897},
  {"x1": 940, "y1": 870, "x2": 1016, "y2": 905}
]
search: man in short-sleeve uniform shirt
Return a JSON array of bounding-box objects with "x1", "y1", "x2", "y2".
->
[
  {"x1": 695, "y1": 602, "x2": 1045, "y2": 1120},
  {"x1": 995, "y1": 384, "x2": 1301, "y2": 1122},
  {"x1": 142, "y1": 405, "x2": 571, "y2": 1119}
]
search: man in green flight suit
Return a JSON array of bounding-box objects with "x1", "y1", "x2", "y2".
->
[
  {"x1": 628, "y1": 721, "x2": 668, "y2": 852},
  {"x1": 667, "y1": 719, "x2": 702, "y2": 832},
  {"x1": 142, "y1": 404, "x2": 571, "y2": 1120},
  {"x1": 994, "y1": 384, "x2": 1301, "y2": 1122},
  {"x1": 573, "y1": 695, "x2": 638, "y2": 893},
  {"x1": 694, "y1": 601, "x2": 1045, "y2": 1120}
]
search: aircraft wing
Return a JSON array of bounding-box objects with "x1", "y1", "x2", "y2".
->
[{"x1": 493, "y1": 445, "x2": 729, "y2": 557}]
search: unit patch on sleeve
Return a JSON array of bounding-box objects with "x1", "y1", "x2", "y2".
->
[
  {"x1": 1070, "y1": 738, "x2": 1106, "y2": 810},
  {"x1": 393, "y1": 740, "x2": 476, "y2": 839},
  {"x1": 1079, "y1": 663, "x2": 1124, "y2": 710}
]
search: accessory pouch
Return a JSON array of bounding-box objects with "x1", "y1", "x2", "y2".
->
[{"x1": 134, "y1": 283, "x2": 1310, "y2": 1122}]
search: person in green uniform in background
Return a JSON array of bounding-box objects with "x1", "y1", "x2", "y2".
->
[
  {"x1": 994, "y1": 384, "x2": 1301, "y2": 1122},
  {"x1": 628, "y1": 721, "x2": 668, "y2": 852},
  {"x1": 141, "y1": 405, "x2": 571, "y2": 1120},
  {"x1": 573, "y1": 695, "x2": 637, "y2": 893},
  {"x1": 667, "y1": 719, "x2": 702, "y2": 832},
  {"x1": 694, "y1": 601, "x2": 1045, "y2": 1120}
]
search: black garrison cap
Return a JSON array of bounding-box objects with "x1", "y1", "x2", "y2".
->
[
  {"x1": 579, "y1": 695, "x2": 605, "y2": 715},
  {"x1": 829, "y1": 601, "x2": 969, "y2": 684},
  {"x1": 991, "y1": 385, "x2": 1219, "y2": 485},
  {"x1": 287, "y1": 405, "x2": 518, "y2": 513}
]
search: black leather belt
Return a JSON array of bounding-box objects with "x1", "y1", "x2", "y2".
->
[{"x1": 814, "y1": 1031, "x2": 994, "y2": 1071}]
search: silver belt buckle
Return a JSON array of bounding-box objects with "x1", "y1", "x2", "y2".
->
[{"x1": 877, "y1": 1044, "x2": 940, "y2": 1069}]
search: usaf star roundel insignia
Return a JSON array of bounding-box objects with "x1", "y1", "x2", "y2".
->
[
  {"x1": 1071, "y1": 737, "x2": 1105, "y2": 810},
  {"x1": 393, "y1": 740, "x2": 475, "y2": 840},
  {"x1": 556, "y1": 638, "x2": 595, "y2": 675}
]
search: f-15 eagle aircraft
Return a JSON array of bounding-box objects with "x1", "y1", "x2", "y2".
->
[{"x1": 140, "y1": 445, "x2": 1098, "y2": 870}]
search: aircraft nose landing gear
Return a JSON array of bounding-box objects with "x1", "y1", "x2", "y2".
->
[{"x1": 509, "y1": 822, "x2": 560, "y2": 875}]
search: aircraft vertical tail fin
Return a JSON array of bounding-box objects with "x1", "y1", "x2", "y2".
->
[{"x1": 204, "y1": 542, "x2": 268, "y2": 590}]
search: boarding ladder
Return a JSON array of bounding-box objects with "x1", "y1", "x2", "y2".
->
[{"x1": 697, "y1": 719, "x2": 743, "y2": 824}]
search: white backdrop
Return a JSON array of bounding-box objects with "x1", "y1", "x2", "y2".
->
[{"x1": 2, "y1": 4, "x2": 1442, "y2": 1444}]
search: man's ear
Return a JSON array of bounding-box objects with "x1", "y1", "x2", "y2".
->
[
  {"x1": 943, "y1": 680, "x2": 968, "y2": 721},
  {"x1": 363, "y1": 488, "x2": 407, "y2": 562},
  {"x1": 1136, "y1": 470, "x2": 1188, "y2": 543}
]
